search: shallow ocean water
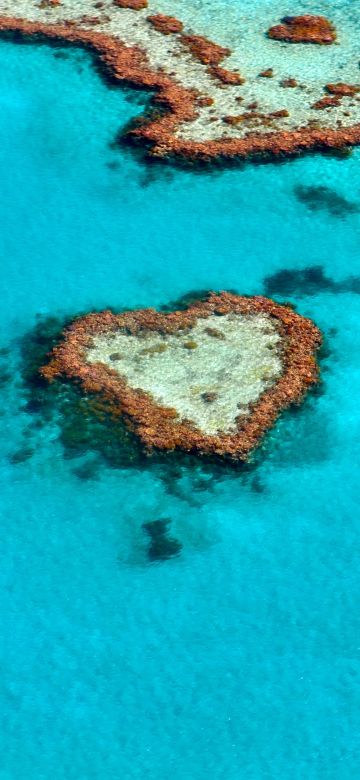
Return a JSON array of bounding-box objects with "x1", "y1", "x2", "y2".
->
[{"x1": 0, "y1": 25, "x2": 360, "y2": 780}]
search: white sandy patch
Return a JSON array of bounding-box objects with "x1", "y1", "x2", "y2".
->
[{"x1": 86, "y1": 312, "x2": 282, "y2": 435}]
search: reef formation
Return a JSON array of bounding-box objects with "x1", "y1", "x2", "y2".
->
[
  {"x1": 267, "y1": 15, "x2": 336, "y2": 46},
  {"x1": 0, "y1": 1, "x2": 360, "y2": 162},
  {"x1": 41, "y1": 292, "x2": 321, "y2": 462}
]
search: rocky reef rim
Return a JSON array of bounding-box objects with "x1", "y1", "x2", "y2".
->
[
  {"x1": 1, "y1": 14, "x2": 360, "y2": 164},
  {"x1": 40, "y1": 291, "x2": 322, "y2": 462}
]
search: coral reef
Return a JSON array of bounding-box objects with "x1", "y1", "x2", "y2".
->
[
  {"x1": 325, "y1": 83, "x2": 360, "y2": 97},
  {"x1": 268, "y1": 15, "x2": 336, "y2": 45},
  {"x1": 40, "y1": 292, "x2": 322, "y2": 462},
  {"x1": 209, "y1": 66, "x2": 245, "y2": 86},
  {"x1": 280, "y1": 78, "x2": 298, "y2": 88},
  {"x1": 312, "y1": 96, "x2": 341, "y2": 111},
  {"x1": 113, "y1": 0, "x2": 147, "y2": 10},
  {"x1": 0, "y1": 5, "x2": 359, "y2": 163},
  {"x1": 180, "y1": 34, "x2": 230, "y2": 66},
  {"x1": 147, "y1": 14, "x2": 183, "y2": 35}
]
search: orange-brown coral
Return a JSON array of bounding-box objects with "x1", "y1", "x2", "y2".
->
[
  {"x1": 1, "y1": 15, "x2": 360, "y2": 163},
  {"x1": 325, "y1": 83, "x2": 360, "y2": 96},
  {"x1": 208, "y1": 66, "x2": 245, "y2": 85},
  {"x1": 38, "y1": 0, "x2": 61, "y2": 6},
  {"x1": 259, "y1": 68, "x2": 274, "y2": 78},
  {"x1": 196, "y1": 95, "x2": 214, "y2": 107},
  {"x1": 180, "y1": 34, "x2": 230, "y2": 65},
  {"x1": 280, "y1": 78, "x2": 298, "y2": 88},
  {"x1": 113, "y1": 0, "x2": 147, "y2": 10},
  {"x1": 223, "y1": 109, "x2": 289, "y2": 127},
  {"x1": 147, "y1": 14, "x2": 183, "y2": 34},
  {"x1": 268, "y1": 15, "x2": 336, "y2": 45},
  {"x1": 40, "y1": 292, "x2": 322, "y2": 462},
  {"x1": 312, "y1": 95, "x2": 341, "y2": 110}
]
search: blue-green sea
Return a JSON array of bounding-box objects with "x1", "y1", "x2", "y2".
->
[{"x1": 1, "y1": 30, "x2": 360, "y2": 780}]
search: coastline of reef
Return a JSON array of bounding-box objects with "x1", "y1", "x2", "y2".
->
[
  {"x1": 0, "y1": 3, "x2": 360, "y2": 163},
  {"x1": 40, "y1": 292, "x2": 322, "y2": 462}
]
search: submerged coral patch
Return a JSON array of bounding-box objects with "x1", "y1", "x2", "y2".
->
[
  {"x1": 263, "y1": 266, "x2": 360, "y2": 298},
  {"x1": 40, "y1": 292, "x2": 321, "y2": 462},
  {"x1": 294, "y1": 185, "x2": 359, "y2": 217},
  {"x1": 142, "y1": 518, "x2": 182, "y2": 561}
]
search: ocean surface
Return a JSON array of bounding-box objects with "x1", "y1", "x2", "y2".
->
[{"x1": 0, "y1": 19, "x2": 360, "y2": 780}]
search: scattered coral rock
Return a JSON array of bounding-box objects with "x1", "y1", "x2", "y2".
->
[
  {"x1": 209, "y1": 66, "x2": 245, "y2": 85},
  {"x1": 181, "y1": 34, "x2": 231, "y2": 65},
  {"x1": 147, "y1": 14, "x2": 183, "y2": 34},
  {"x1": 39, "y1": 0, "x2": 61, "y2": 6},
  {"x1": 312, "y1": 96, "x2": 340, "y2": 110},
  {"x1": 270, "y1": 109, "x2": 290, "y2": 118},
  {"x1": 280, "y1": 78, "x2": 298, "y2": 88},
  {"x1": 325, "y1": 83, "x2": 360, "y2": 96},
  {"x1": 268, "y1": 15, "x2": 336, "y2": 45},
  {"x1": 259, "y1": 68, "x2": 274, "y2": 78},
  {"x1": 196, "y1": 95, "x2": 214, "y2": 107},
  {"x1": 201, "y1": 391, "x2": 219, "y2": 403},
  {"x1": 204, "y1": 327, "x2": 225, "y2": 339},
  {"x1": 113, "y1": 0, "x2": 147, "y2": 9}
]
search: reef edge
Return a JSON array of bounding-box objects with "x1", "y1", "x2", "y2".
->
[{"x1": 40, "y1": 291, "x2": 322, "y2": 462}]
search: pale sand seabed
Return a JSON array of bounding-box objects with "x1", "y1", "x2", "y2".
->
[
  {"x1": 1, "y1": 0, "x2": 360, "y2": 144},
  {"x1": 86, "y1": 313, "x2": 282, "y2": 435}
]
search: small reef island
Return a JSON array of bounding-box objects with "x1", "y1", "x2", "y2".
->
[
  {"x1": 0, "y1": 0, "x2": 360, "y2": 161},
  {"x1": 41, "y1": 293, "x2": 321, "y2": 461}
]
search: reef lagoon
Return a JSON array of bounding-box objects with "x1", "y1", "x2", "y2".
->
[{"x1": 1, "y1": 13, "x2": 360, "y2": 779}]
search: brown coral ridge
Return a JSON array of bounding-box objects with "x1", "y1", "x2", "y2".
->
[
  {"x1": 268, "y1": 15, "x2": 336, "y2": 45},
  {"x1": 209, "y1": 66, "x2": 245, "y2": 86},
  {"x1": 147, "y1": 17, "x2": 243, "y2": 86},
  {"x1": 325, "y1": 83, "x2": 360, "y2": 96},
  {"x1": 180, "y1": 34, "x2": 230, "y2": 66},
  {"x1": 312, "y1": 95, "x2": 341, "y2": 111},
  {"x1": 147, "y1": 14, "x2": 183, "y2": 34},
  {"x1": 1, "y1": 15, "x2": 360, "y2": 162},
  {"x1": 40, "y1": 292, "x2": 322, "y2": 462},
  {"x1": 113, "y1": 0, "x2": 148, "y2": 10}
]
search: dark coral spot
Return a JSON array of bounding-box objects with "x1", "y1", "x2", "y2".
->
[
  {"x1": 72, "y1": 459, "x2": 101, "y2": 480},
  {"x1": 142, "y1": 518, "x2": 182, "y2": 561},
  {"x1": 9, "y1": 446, "x2": 34, "y2": 464},
  {"x1": 0, "y1": 370, "x2": 11, "y2": 387},
  {"x1": 263, "y1": 266, "x2": 336, "y2": 297},
  {"x1": 294, "y1": 184, "x2": 359, "y2": 217},
  {"x1": 263, "y1": 265, "x2": 360, "y2": 297}
]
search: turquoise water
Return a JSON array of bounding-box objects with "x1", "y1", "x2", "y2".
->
[{"x1": 1, "y1": 35, "x2": 360, "y2": 779}]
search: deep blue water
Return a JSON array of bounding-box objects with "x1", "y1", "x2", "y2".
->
[{"x1": 1, "y1": 38, "x2": 360, "y2": 779}]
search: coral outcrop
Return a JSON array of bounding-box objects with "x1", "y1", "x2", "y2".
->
[
  {"x1": 113, "y1": 0, "x2": 147, "y2": 10},
  {"x1": 147, "y1": 14, "x2": 183, "y2": 34},
  {"x1": 267, "y1": 15, "x2": 336, "y2": 45},
  {"x1": 41, "y1": 292, "x2": 322, "y2": 462}
]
